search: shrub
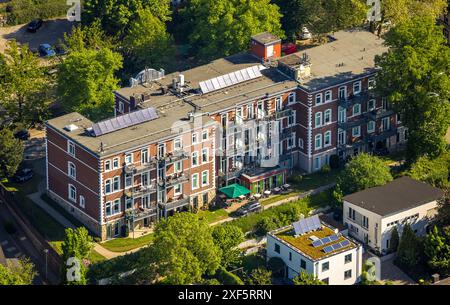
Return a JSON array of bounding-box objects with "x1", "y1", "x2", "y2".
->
[
  {"x1": 215, "y1": 266, "x2": 244, "y2": 285},
  {"x1": 320, "y1": 164, "x2": 331, "y2": 173},
  {"x1": 255, "y1": 217, "x2": 278, "y2": 236},
  {"x1": 5, "y1": 0, "x2": 69, "y2": 25}
]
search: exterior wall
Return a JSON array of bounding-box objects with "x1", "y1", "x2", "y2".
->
[
  {"x1": 266, "y1": 232, "x2": 362, "y2": 285},
  {"x1": 250, "y1": 40, "x2": 281, "y2": 61}
]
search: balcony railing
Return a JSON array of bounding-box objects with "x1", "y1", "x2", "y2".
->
[
  {"x1": 338, "y1": 91, "x2": 373, "y2": 108},
  {"x1": 164, "y1": 150, "x2": 189, "y2": 164},
  {"x1": 165, "y1": 172, "x2": 189, "y2": 187},
  {"x1": 126, "y1": 206, "x2": 158, "y2": 222},
  {"x1": 124, "y1": 183, "x2": 157, "y2": 198},
  {"x1": 337, "y1": 116, "x2": 367, "y2": 130},
  {"x1": 364, "y1": 108, "x2": 395, "y2": 121},
  {"x1": 160, "y1": 195, "x2": 190, "y2": 211},
  {"x1": 124, "y1": 161, "x2": 157, "y2": 175},
  {"x1": 366, "y1": 127, "x2": 397, "y2": 143},
  {"x1": 227, "y1": 168, "x2": 244, "y2": 179}
]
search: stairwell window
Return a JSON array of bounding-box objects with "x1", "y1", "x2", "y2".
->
[
  {"x1": 68, "y1": 184, "x2": 76, "y2": 202},
  {"x1": 353, "y1": 81, "x2": 361, "y2": 94},
  {"x1": 367, "y1": 121, "x2": 375, "y2": 133},
  {"x1": 315, "y1": 134, "x2": 322, "y2": 150},
  {"x1": 67, "y1": 140, "x2": 75, "y2": 156},
  {"x1": 68, "y1": 162, "x2": 76, "y2": 179},
  {"x1": 315, "y1": 112, "x2": 322, "y2": 127}
]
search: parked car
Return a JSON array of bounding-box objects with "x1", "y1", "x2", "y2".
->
[
  {"x1": 14, "y1": 129, "x2": 30, "y2": 140},
  {"x1": 38, "y1": 44, "x2": 56, "y2": 57},
  {"x1": 13, "y1": 168, "x2": 34, "y2": 183},
  {"x1": 55, "y1": 43, "x2": 68, "y2": 56},
  {"x1": 27, "y1": 19, "x2": 43, "y2": 33},
  {"x1": 235, "y1": 201, "x2": 262, "y2": 216}
]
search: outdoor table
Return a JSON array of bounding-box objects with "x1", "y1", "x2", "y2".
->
[
  {"x1": 238, "y1": 195, "x2": 245, "y2": 200},
  {"x1": 254, "y1": 193, "x2": 262, "y2": 199},
  {"x1": 283, "y1": 184, "x2": 291, "y2": 189},
  {"x1": 273, "y1": 187, "x2": 281, "y2": 193},
  {"x1": 264, "y1": 190, "x2": 271, "y2": 195}
]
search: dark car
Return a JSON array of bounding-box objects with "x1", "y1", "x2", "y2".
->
[
  {"x1": 27, "y1": 19, "x2": 43, "y2": 33},
  {"x1": 55, "y1": 43, "x2": 68, "y2": 56},
  {"x1": 235, "y1": 201, "x2": 262, "y2": 216},
  {"x1": 38, "y1": 44, "x2": 56, "y2": 57},
  {"x1": 14, "y1": 129, "x2": 30, "y2": 140},
  {"x1": 13, "y1": 168, "x2": 34, "y2": 183}
]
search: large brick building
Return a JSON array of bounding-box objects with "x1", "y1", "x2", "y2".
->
[{"x1": 46, "y1": 30, "x2": 406, "y2": 240}]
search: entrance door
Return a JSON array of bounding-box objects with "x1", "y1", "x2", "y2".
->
[{"x1": 267, "y1": 45, "x2": 274, "y2": 58}]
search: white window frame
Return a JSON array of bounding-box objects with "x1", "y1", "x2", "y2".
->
[
  {"x1": 67, "y1": 140, "x2": 75, "y2": 156},
  {"x1": 174, "y1": 183, "x2": 182, "y2": 196},
  {"x1": 119, "y1": 101, "x2": 124, "y2": 113},
  {"x1": 192, "y1": 173, "x2": 199, "y2": 190},
  {"x1": 68, "y1": 184, "x2": 76, "y2": 202},
  {"x1": 314, "y1": 157, "x2": 321, "y2": 170},
  {"x1": 324, "y1": 131, "x2": 331, "y2": 147},
  {"x1": 201, "y1": 170, "x2": 209, "y2": 187},
  {"x1": 79, "y1": 195, "x2": 85, "y2": 209},
  {"x1": 112, "y1": 198, "x2": 121, "y2": 215},
  {"x1": 325, "y1": 90, "x2": 332, "y2": 102},
  {"x1": 174, "y1": 160, "x2": 183, "y2": 173},
  {"x1": 353, "y1": 81, "x2": 361, "y2": 95},
  {"x1": 125, "y1": 153, "x2": 133, "y2": 165},
  {"x1": 315, "y1": 112, "x2": 323, "y2": 128},
  {"x1": 141, "y1": 149, "x2": 149, "y2": 164},
  {"x1": 191, "y1": 151, "x2": 199, "y2": 167},
  {"x1": 352, "y1": 104, "x2": 361, "y2": 116},
  {"x1": 202, "y1": 130, "x2": 208, "y2": 141},
  {"x1": 324, "y1": 109, "x2": 332, "y2": 125},
  {"x1": 125, "y1": 197, "x2": 133, "y2": 210},
  {"x1": 352, "y1": 126, "x2": 361, "y2": 137},
  {"x1": 174, "y1": 137, "x2": 182, "y2": 150},
  {"x1": 315, "y1": 93, "x2": 323, "y2": 105},
  {"x1": 68, "y1": 161, "x2": 76, "y2": 179},
  {"x1": 105, "y1": 202, "x2": 112, "y2": 217},
  {"x1": 112, "y1": 176, "x2": 120, "y2": 192},
  {"x1": 288, "y1": 92, "x2": 296, "y2": 105},
  {"x1": 201, "y1": 148, "x2": 209, "y2": 164},
  {"x1": 192, "y1": 132, "x2": 198, "y2": 144},
  {"x1": 367, "y1": 121, "x2": 375, "y2": 133},
  {"x1": 104, "y1": 160, "x2": 111, "y2": 171},
  {"x1": 368, "y1": 99, "x2": 376, "y2": 111},
  {"x1": 275, "y1": 96, "x2": 282, "y2": 111},
  {"x1": 368, "y1": 77, "x2": 376, "y2": 90},
  {"x1": 315, "y1": 134, "x2": 322, "y2": 150},
  {"x1": 105, "y1": 179, "x2": 112, "y2": 194},
  {"x1": 299, "y1": 138, "x2": 304, "y2": 149},
  {"x1": 125, "y1": 172, "x2": 133, "y2": 189},
  {"x1": 112, "y1": 157, "x2": 119, "y2": 169}
]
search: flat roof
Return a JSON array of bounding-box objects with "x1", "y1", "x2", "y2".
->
[
  {"x1": 251, "y1": 32, "x2": 281, "y2": 45},
  {"x1": 272, "y1": 223, "x2": 357, "y2": 261},
  {"x1": 343, "y1": 176, "x2": 444, "y2": 217}
]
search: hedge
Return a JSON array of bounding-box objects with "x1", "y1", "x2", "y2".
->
[
  {"x1": 215, "y1": 266, "x2": 244, "y2": 285},
  {"x1": 4, "y1": 0, "x2": 69, "y2": 25}
]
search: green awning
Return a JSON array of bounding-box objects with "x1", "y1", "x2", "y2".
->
[{"x1": 219, "y1": 183, "x2": 250, "y2": 199}]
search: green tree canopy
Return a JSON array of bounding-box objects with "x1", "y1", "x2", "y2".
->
[
  {"x1": 293, "y1": 271, "x2": 325, "y2": 285},
  {"x1": 396, "y1": 224, "x2": 424, "y2": 268},
  {"x1": 211, "y1": 224, "x2": 244, "y2": 268},
  {"x1": 0, "y1": 40, "x2": 51, "y2": 126},
  {"x1": 0, "y1": 258, "x2": 37, "y2": 285},
  {"x1": 424, "y1": 226, "x2": 450, "y2": 276},
  {"x1": 0, "y1": 128, "x2": 24, "y2": 179},
  {"x1": 436, "y1": 189, "x2": 450, "y2": 226},
  {"x1": 182, "y1": 0, "x2": 285, "y2": 59},
  {"x1": 389, "y1": 226, "x2": 400, "y2": 253},
  {"x1": 338, "y1": 153, "x2": 393, "y2": 194},
  {"x1": 151, "y1": 213, "x2": 221, "y2": 284},
  {"x1": 61, "y1": 227, "x2": 93, "y2": 285},
  {"x1": 247, "y1": 267, "x2": 272, "y2": 285},
  {"x1": 375, "y1": 16, "x2": 450, "y2": 164},
  {"x1": 408, "y1": 150, "x2": 450, "y2": 188}
]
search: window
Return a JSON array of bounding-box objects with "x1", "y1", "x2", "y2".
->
[
  {"x1": 338, "y1": 107, "x2": 346, "y2": 123},
  {"x1": 315, "y1": 134, "x2": 322, "y2": 150},
  {"x1": 125, "y1": 197, "x2": 133, "y2": 210},
  {"x1": 315, "y1": 112, "x2": 322, "y2": 127},
  {"x1": 174, "y1": 137, "x2": 182, "y2": 150},
  {"x1": 275, "y1": 96, "x2": 282, "y2": 111},
  {"x1": 141, "y1": 149, "x2": 149, "y2": 164},
  {"x1": 202, "y1": 148, "x2": 208, "y2": 163},
  {"x1": 203, "y1": 193, "x2": 208, "y2": 205},
  {"x1": 381, "y1": 117, "x2": 390, "y2": 131},
  {"x1": 67, "y1": 141, "x2": 75, "y2": 156},
  {"x1": 338, "y1": 86, "x2": 347, "y2": 99},
  {"x1": 118, "y1": 101, "x2": 124, "y2": 113},
  {"x1": 105, "y1": 202, "x2": 112, "y2": 217},
  {"x1": 368, "y1": 77, "x2": 376, "y2": 89},
  {"x1": 288, "y1": 134, "x2": 295, "y2": 149},
  {"x1": 191, "y1": 152, "x2": 199, "y2": 166},
  {"x1": 141, "y1": 172, "x2": 149, "y2": 186},
  {"x1": 192, "y1": 133, "x2": 198, "y2": 144},
  {"x1": 352, "y1": 126, "x2": 361, "y2": 137},
  {"x1": 289, "y1": 252, "x2": 292, "y2": 261},
  {"x1": 125, "y1": 173, "x2": 133, "y2": 188},
  {"x1": 112, "y1": 158, "x2": 119, "y2": 169},
  {"x1": 112, "y1": 199, "x2": 120, "y2": 215},
  {"x1": 315, "y1": 93, "x2": 323, "y2": 105},
  {"x1": 314, "y1": 157, "x2": 321, "y2": 170},
  {"x1": 367, "y1": 121, "x2": 375, "y2": 133},
  {"x1": 324, "y1": 109, "x2": 332, "y2": 124},
  {"x1": 68, "y1": 184, "x2": 76, "y2": 202},
  {"x1": 344, "y1": 269, "x2": 352, "y2": 279},
  {"x1": 174, "y1": 183, "x2": 182, "y2": 196},
  {"x1": 288, "y1": 92, "x2": 296, "y2": 104},
  {"x1": 324, "y1": 131, "x2": 331, "y2": 147},
  {"x1": 299, "y1": 138, "x2": 304, "y2": 149},
  {"x1": 368, "y1": 99, "x2": 376, "y2": 111},
  {"x1": 174, "y1": 160, "x2": 183, "y2": 173},
  {"x1": 79, "y1": 195, "x2": 85, "y2": 208},
  {"x1": 113, "y1": 176, "x2": 120, "y2": 192},
  {"x1": 322, "y1": 262, "x2": 329, "y2": 272},
  {"x1": 125, "y1": 153, "x2": 133, "y2": 165},
  {"x1": 300, "y1": 259, "x2": 306, "y2": 269},
  {"x1": 192, "y1": 173, "x2": 199, "y2": 190},
  {"x1": 362, "y1": 216, "x2": 369, "y2": 229},
  {"x1": 353, "y1": 81, "x2": 361, "y2": 94},
  {"x1": 202, "y1": 130, "x2": 208, "y2": 141},
  {"x1": 345, "y1": 254, "x2": 352, "y2": 264},
  {"x1": 352, "y1": 104, "x2": 361, "y2": 116},
  {"x1": 68, "y1": 162, "x2": 76, "y2": 179},
  {"x1": 201, "y1": 170, "x2": 209, "y2": 186},
  {"x1": 104, "y1": 160, "x2": 111, "y2": 171},
  {"x1": 105, "y1": 179, "x2": 112, "y2": 194},
  {"x1": 288, "y1": 112, "x2": 295, "y2": 126},
  {"x1": 325, "y1": 90, "x2": 332, "y2": 102},
  {"x1": 274, "y1": 243, "x2": 280, "y2": 254}
]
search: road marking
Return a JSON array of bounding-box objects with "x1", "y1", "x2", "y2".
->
[
  {"x1": 6, "y1": 246, "x2": 16, "y2": 252},
  {"x1": 0, "y1": 240, "x2": 8, "y2": 246}
]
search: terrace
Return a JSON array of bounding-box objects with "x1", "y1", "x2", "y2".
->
[{"x1": 272, "y1": 224, "x2": 357, "y2": 261}]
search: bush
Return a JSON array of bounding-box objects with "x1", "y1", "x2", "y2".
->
[
  {"x1": 4, "y1": 221, "x2": 17, "y2": 234},
  {"x1": 329, "y1": 155, "x2": 340, "y2": 169},
  {"x1": 255, "y1": 217, "x2": 278, "y2": 236},
  {"x1": 215, "y1": 266, "x2": 244, "y2": 285},
  {"x1": 320, "y1": 164, "x2": 331, "y2": 173},
  {"x1": 5, "y1": 0, "x2": 69, "y2": 25}
]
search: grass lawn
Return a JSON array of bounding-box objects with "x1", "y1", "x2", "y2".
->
[
  {"x1": 260, "y1": 192, "x2": 296, "y2": 206},
  {"x1": 197, "y1": 208, "x2": 229, "y2": 223},
  {"x1": 290, "y1": 169, "x2": 340, "y2": 193},
  {"x1": 101, "y1": 233, "x2": 154, "y2": 252}
]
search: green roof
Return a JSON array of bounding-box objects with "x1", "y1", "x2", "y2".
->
[{"x1": 219, "y1": 183, "x2": 250, "y2": 199}]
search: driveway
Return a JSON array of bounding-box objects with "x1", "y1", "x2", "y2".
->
[{"x1": 380, "y1": 257, "x2": 416, "y2": 285}]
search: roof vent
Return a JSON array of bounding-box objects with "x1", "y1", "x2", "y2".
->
[{"x1": 64, "y1": 124, "x2": 79, "y2": 132}]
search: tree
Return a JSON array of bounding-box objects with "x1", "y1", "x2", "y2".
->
[
  {"x1": 0, "y1": 258, "x2": 37, "y2": 285},
  {"x1": 0, "y1": 40, "x2": 51, "y2": 126},
  {"x1": 293, "y1": 271, "x2": 325, "y2": 285},
  {"x1": 247, "y1": 267, "x2": 272, "y2": 285},
  {"x1": 375, "y1": 16, "x2": 450, "y2": 164},
  {"x1": 424, "y1": 226, "x2": 450, "y2": 276},
  {"x1": 396, "y1": 224, "x2": 423, "y2": 268},
  {"x1": 408, "y1": 151, "x2": 450, "y2": 188},
  {"x1": 338, "y1": 153, "x2": 393, "y2": 194},
  {"x1": 61, "y1": 227, "x2": 93, "y2": 285},
  {"x1": 64, "y1": 21, "x2": 115, "y2": 53},
  {"x1": 82, "y1": 0, "x2": 171, "y2": 38},
  {"x1": 361, "y1": 261, "x2": 382, "y2": 285},
  {"x1": 151, "y1": 213, "x2": 221, "y2": 285},
  {"x1": 211, "y1": 224, "x2": 244, "y2": 268},
  {"x1": 57, "y1": 26, "x2": 123, "y2": 122},
  {"x1": 436, "y1": 189, "x2": 450, "y2": 226},
  {"x1": 389, "y1": 226, "x2": 400, "y2": 253},
  {"x1": 123, "y1": 7, "x2": 174, "y2": 75},
  {"x1": 182, "y1": 0, "x2": 285, "y2": 59},
  {"x1": 0, "y1": 129, "x2": 24, "y2": 180}
]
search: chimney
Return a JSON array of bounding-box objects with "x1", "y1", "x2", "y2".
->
[{"x1": 250, "y1": 32, "x2": 281, "y2": 62}]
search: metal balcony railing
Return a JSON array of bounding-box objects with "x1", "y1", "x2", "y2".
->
[
  {"x1": 124, "y1": 183, "x2": 157, "y2": 198},
  {"x1": 364, "y1": 108, "x2": 395, "y2": 121},
  {"x1": 165, "y1": 172, "x2": 189, "y2": 187},
  {"x1": 164, "y1": 150, "x2": 189, "y2": 164},
  {"x1": 126, "y1": 206, "x2": 158, "y2": 222},
  {"x1": 124, "y1": 161, "x2": 157, "y2": 175},
  {"x1": 160, "y1": 196, "x2": 190, "y2": 211},
  {"x1": 337, "y1": 116, "x2": 367, "y2": 130},
  {"x1": 338, "y1": 91, "x2": 373, "y2": 108}
]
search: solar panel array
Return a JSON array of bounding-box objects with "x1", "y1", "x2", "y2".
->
[
  {"x1": 322, "y1": 240, "x2": 351, "y2": 253},
  {"x1": 92, "y1": 107, "x2": 158, "y2": 137},
  {"x1": 312, "y1": 234, "x2": 339, "y2": 247},
  {"x1": 199, "y1": 65, "x2": 265, "y2": 94},
  {"x1": 293, "y1": 215, "x2": 321, "y2": 236}
]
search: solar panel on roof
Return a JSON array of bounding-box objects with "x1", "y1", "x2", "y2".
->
[
  {"x1": 92, "y1": 107, "x2": 158, "y2": 137},
  {"x1": 340, "y1": 240, "x2": 351, "y2": 247},
  {"x1": 329, "y1": 234, "x2": 339, "y2": 242},
  {"x1": 312, "y1": 240, "x2": 323, "y2": 247},
  {"x1": 323, "y1": 246, "x2": 334, "y2": 253},
  {"x1": 293, "y1": 215, "x2": 321, "y2": 236},
  {"x1": 332, "y1": 243, "x2": 342, "y2": 250},
  {"x1": 199, "y1": 65, "x2": 265, "y2": 94}
]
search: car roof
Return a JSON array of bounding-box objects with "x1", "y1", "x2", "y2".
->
[{"x1": 40, "y1": 44, "x2": 51, "y2": 48}]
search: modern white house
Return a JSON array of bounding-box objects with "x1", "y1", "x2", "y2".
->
[
  {"x1": 343, "y1": 176, "x2": 444, "y2": 255},
  {"x1": 266, "y1": 215, "x2": 363, "y2": 285}
]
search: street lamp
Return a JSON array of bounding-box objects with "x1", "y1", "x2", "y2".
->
[{"x1": 43, "y1": 249, "x2": 49, "y2": 282}]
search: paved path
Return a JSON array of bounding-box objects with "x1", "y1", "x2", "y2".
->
[{"x1": 380, "y1": 257, "x2": 416, "y2": 285}]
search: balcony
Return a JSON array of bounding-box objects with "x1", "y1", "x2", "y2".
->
[
  {"x1": 165, "y1": 172, "x2": 189, "y2": 187},
  {"x1": 126, "y1": 206, "x2": 158, "y2": 222},
  {"x1": 124, "y1": 161, "x2": 157, "y2": 175},
  {"x1": 263, "y1": 108, "x2": 293, "y2": 121},
  {"x1": 338, "y1": 91, "x2": 373, "y2": 108},
  {"x1": 366, "y1": 127, "x2": 397, "y2": 143},
  {"x1": 364, "y1": 108, "x2": 395, "y2": 121},
  {"x1": 164, "y1": 150, "x2": 189, "y2": 164},
  {"x1": 227, "y1": 168, "x2": 244, "y2": 179},
  {"x1": 124, "y1": 183, "x2": 157, "y2": 198},
  {"x1": 160, "y1": 195, "x2": 190, "y2": 211},
  {"x1": 337, "y1": 116, "x2": 367, "y2": 130}
]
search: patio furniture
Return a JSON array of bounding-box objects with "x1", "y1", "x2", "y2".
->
[
  {"x1": 254, "y1": 193, "x2": 262, "y2": 199},
  {"x1": 264, "y1": 190, "x2": 271, "y2": 196},
  {"x1": 273, "y1": 187, "x2": 281, "y2": 193},
  {"x1": 219, "y1": 183, "x2": 251, "y2": 199},
  {"x1": 283, "y1": 184, "x2": 291, "y2": 189}
]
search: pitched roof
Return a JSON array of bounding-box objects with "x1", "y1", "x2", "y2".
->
[{"x1": 343, "y1": 176, "x2": 444, "y2": 216}]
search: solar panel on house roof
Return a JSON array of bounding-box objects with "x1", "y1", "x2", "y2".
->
[
  {"x1": 92, "y1": 107, "x2": 158, "y2": 137},
  {"x1": 323, "y1": 246, "x2": 334, "y2": 253},
  {"x1": 199, "y1": 65, "x2": 266, "y2": 94},
  {"x1": 340, "y1": 240, "x2": 351, "y2": 248},
  {"x1": 332, "y1": 243, "x2": 342, "y2": 250},
  {"x1": 293, "y1": 215, "x2": 321, "y2": 236},
  {"x1": 312, "y1": 234, "x2": 340, "y2": 248}
]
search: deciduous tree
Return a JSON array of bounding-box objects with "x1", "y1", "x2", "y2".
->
[
  {"x1": 293, "y1": 271, "x2": 325, "y2": 285},
  {"x1": 247, "y1": 267, "x2": 272, "y2": 285},
  {"x1": 0, "y1": 258, "x2": 37, "y2": 285},
  {"x1": 0, "y1": 128, "x2": 24, "y2": 180},
  {"x1": 212, "y1": 224, "x2": 244, "y2": 268},
  {"x1": 61, "y1": 227, "x2": 93, "y2": 285},
  {"x1": 396, "y1": 224, "x2": 423, "y2": 268},
  {"x1": 424, "y1": 226, "x2": 450, "y2": 276}
]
